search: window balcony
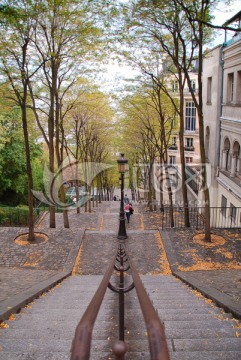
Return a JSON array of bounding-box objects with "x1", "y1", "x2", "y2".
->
[
  {"x1": 185, "y1": 145, "x2": 195, "y2": 151},
  {"x1": 168, "y1": 144, "x2": 178, "y2": 150}
]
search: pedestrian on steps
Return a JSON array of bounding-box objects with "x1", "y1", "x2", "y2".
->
[
  {"x1": 124, "y1": 203, "x2": 131, "y2": 223},
  {"x1": 124, "y1": 194, "x2": 129, "y2": 204}
]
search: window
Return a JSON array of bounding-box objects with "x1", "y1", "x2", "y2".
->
[
  {"x1": 185, "y1": 138, "x2": 194, "y2": 151},
  {"x1": 221, "y1": 195, "x2": 227, "y2": 218},
  {"x1": 190, "y1": 79, "x2": 196, "y2": 92},
  {"x1": 169, "y1": 173, "x2": 177, "y2": 186},
  {"x1": 185, "y1": 157, "x2": 193, "y2": 163},
  {"x1": 169, "y1": 137, "x2": 177, "y2": 150},
  {"x1": 171, "y1": 80, "x2": 178, "y2": 93},
  {"x1": 237, "y1": 71, "x2": 241, "y2": 103},
  {"x1": 207, "y1": 77, "x2": 212, "y2": 104},
  {"x1": 169, "y1": 156, "x2": 176, "y2": 165},
  {"x1": 172, "y1": 137, "x2": 177, "y2": 145},
  {"x1": 185, "y1": 101, "x2": 196, "y2": 131},
  {"x1": 230, "y1": 203, "x2": 237, "y2": 222},
  {"x1": 186, "y1": 138, "x2": 193, "y2": 147},
  {"x1": 227, "y1": 73, "x2": 234, "y2": 103}
]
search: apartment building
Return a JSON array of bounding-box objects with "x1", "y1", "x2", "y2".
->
[
  {"x1": 202, "y1": 45, "x2": 223, "y2": 205},
  {"x1": 167, "y1": 73, "x2": 201, "y2": 205},
  {"x1": 168, "y1": 73, "x2": 201, "y2": 167},
  {"x1": 203, "y1": 11, "x2": 241, "y2": 227}
]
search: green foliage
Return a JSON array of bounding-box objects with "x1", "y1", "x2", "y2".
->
[
  {"x1": 0, "y1": 206, "x2": 32, "y2": 226},
  {"x1": 0, "y1": 127, "x2": 43, "y2": 205}
]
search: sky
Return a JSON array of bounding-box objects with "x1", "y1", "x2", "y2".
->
[
  {"x1": 99, "y1": 0, "x2": 241, "y2": 93},
  {"x1": 211, "y1": 0, "x2": 241, "y2": 46}
]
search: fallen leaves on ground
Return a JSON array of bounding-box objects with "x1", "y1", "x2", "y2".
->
[
  {"x1": 15, "y1": 232, "x2": 48, "y2": 246},
  {"x1": 24, "y1": 253, "x2": 42, "y2": 267},
  {"x1": 155, "y1": 232, "x2": 172, "y2": 275},
  {"x1": 193, "y1": 234, "x2": 226, "y2": 246},
  {"x1": 0, "y1": 322, "x2": 9, "y2": 329}
]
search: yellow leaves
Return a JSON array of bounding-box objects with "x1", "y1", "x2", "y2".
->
[
  {"x1": 214, "y1": 248, "x2": 233, "y2": 260},
  {"x1": 8, "y1": 314, "x2": 15, "y2": 321},
  {"x1": 205, "y1": 299, "x2": 213, "y2": 305},
  {"x1": 139, "y1": 214, "x2": 145, "y2": 231},
  {"x1": 0, "y1": 322, "x2": 9, "y2": 329},
  {"x1": 193, "y1": 234, "x2": 226, "y2": 247},
  {"x1": 25, "y1": 304, "x2": 32, "y2": 309},
  {"x1": 236, "y1": 331, "x2": 240, "y2": 337},
  {"x1": 24, "y1": 253, "x2": 42, "y2": 267},
  {"x1": 72, "y1": 243, "x2": 83, "y2": 275},
  {"x1": 155, "y1": 232, "x2": 171, "y2": 275},
  {"x1": 15, "y1": 233, "x2": 48, "y2": 246},
  {"x1": 233, "y1": 320, "x2": 241, "y2": 329},
  {"x1": 177, "y1": 249, "x2": 241, "y2": 272}
]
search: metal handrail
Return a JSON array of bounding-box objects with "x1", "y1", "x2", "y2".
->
[
  {"x1": 126, "y1": 246, "x2": 170, "y2": 360},
  {"x1": 70, "y1": 244, "x2": 170, "y2": 360},
  {"x1": 70, "y1": 248, "x2": 118, "y2": 360}
]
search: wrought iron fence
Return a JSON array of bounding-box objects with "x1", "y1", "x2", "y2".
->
[{"x1": 161, "y1": 206, "x2": 241, "y2": 230}]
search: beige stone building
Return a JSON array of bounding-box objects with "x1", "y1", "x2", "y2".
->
[
  {"x1": 203, "y1": 11, "x2": 241, "y2": 227},
  {"x1": 167, "y1": 73, "x2": 201, "y2": 205}
]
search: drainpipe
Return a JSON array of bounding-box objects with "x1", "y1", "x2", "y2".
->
[{"x1": 217, "y1": 45, "x2": 224, "y2": 171}]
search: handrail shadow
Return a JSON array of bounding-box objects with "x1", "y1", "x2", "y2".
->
[{"x1": 70, "y1": 243, "x2": 170, "y2": 360}]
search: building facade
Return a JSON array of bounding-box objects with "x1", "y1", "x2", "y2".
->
[
  {"x1": 203, "y1": 11, "x2": 241, "y2": 227},
  {"x1": 167, "y1": 73, "x2": 201, "y2": 205}
]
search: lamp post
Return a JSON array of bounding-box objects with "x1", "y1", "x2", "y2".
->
[{"x1": 117, "y1": 153, "x2": 128, "y2": 240}]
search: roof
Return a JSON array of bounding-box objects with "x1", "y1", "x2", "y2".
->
[{"x1": 223, "y1": 10, "x2": 241, "y2": 26}]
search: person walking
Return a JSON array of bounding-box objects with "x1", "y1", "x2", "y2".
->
[
  {"x1": 124, "y1": 194, "x2": 129, "y2": 204},
  {"x1": 124, "y1": 203, "x2": 131, "y2": 223}
]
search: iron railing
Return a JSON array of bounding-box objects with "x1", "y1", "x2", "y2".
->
[
  {"x1": 70, "y1": 244, "x2": 170, "y2": 360},
  {"x1": 161, "y1": 206, "x2": 241, "y2": 229}
]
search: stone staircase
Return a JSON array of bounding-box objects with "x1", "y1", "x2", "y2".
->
[{"x1": 0, "y1": 274, "x2": 241, "y2": 359}]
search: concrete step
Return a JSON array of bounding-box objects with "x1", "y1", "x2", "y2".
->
[
  {"x1": 170, "y1": 351, "x2": 241, "y2": 360},
  {"x1": 1, "y1": 274, "x2": 241, "y2": 360}
]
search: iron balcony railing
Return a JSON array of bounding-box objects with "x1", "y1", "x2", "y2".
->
[
  {"x1": 70, "y1": 244, "x2": 170, "y2": 360},
  {"x1": 161, "y1": 206, "x2": 241, "y2": 230}
]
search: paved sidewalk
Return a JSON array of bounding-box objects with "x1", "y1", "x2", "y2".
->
[
  {"x1": 0, "y1": 200, "x2": 240, "y2": 323},
  {"x1": 0, "y1": 203, "x2": 104, "y2": 321},
  {"x1": 137, "y1": 205, "x2": 241, "y2": 319}
]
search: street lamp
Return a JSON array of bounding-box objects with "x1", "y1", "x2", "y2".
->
[{"x1": 117, "y1": 153, "x2": 128, "y2": 240}]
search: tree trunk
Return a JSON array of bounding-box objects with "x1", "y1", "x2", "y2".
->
[
  {"x1": 55, "y1": 97, "x2": 69, "y2": 228},
  {"x1": 197, "y1": 24, "x2": 211, "y2": 241},
  {"x1": 49, "y1": 73, "x2": 56, "y2": 228},
  {"x1": 22, "y1": 98, "x2": 35, "y2": 241}
]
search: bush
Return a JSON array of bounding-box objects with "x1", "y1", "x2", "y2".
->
[{"x1": 0, "y1": 206, "x2": 30, "y2": 226}]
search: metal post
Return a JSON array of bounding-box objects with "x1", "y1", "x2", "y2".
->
[
  {"x1": 118, "y1": 173, "x2": 127, "y2": 239},
  {"x1": 119, "y1": 249, "x2": 125, "y2": 341}
]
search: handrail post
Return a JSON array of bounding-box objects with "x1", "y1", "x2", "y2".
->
[{"x1": 119, "y1": 248, "x2": 125, "y2": 341}]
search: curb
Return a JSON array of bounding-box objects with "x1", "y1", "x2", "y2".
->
[{"x1": 160, "y1": 229, "x2": 241, "y2": 320}]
